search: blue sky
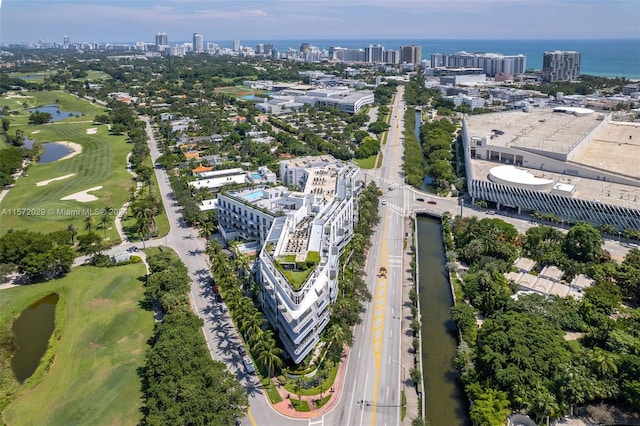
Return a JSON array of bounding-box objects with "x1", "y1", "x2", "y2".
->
[{"x1": 1, "y1": 0, "x2": 639, "y2": 44}]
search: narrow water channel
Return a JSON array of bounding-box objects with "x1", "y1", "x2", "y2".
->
[
  {"x1": 416, "y1": 216, "x2": 470, "y2": 425},
  {"x1": 10, "y1": 293, "x2": 59, "y2": 383}
]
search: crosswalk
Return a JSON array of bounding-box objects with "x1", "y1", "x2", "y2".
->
[
  {"x1": 379, "y1": 177, "x2": 402, "y2": 188},
  {"x1": 383, "y1": 201, "x2": 405, "y2": 215}
]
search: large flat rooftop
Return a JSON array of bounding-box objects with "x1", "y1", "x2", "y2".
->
[
  {"x1": 572, "y1": 122, "x2": 640, "y2": 180},
  {"x1": 466, "y1": 108, "x2": 601, "y2": 154}
]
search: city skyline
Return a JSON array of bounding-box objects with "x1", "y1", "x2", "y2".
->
[{"x1": 1, "y1": 0, "x2": 639, "y2": 44}]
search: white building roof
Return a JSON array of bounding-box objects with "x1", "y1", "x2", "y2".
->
[{"x1": 489, "y1": 165, "x2": 555, "y2": 189}]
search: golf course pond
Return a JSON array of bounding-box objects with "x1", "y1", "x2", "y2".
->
[
  {"x1": 23, "y1": 138, "x2": 75, "y2": 163},
  {"x1": 10, "y1": 293, "x2": 59, "y2": 383},
  {"x1": 28, "y1": 105, "x2": 81, "y2": 121}
]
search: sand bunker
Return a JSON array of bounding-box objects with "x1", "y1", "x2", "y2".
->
[
  {"x1": 86, "y1": 128, "x2": 98, "y2": 135},
  {"x1": 36, "y1": 173, "x2": 75, "y2": 187},
  {"x1": 56, "y1": 141, "x2": 83, "y2": 161},
  {"x1": 60, "y1": 186, "x2": 102, "y2": 202},
  {"x1": 31, "y1": 130, "x2": 41, "y2": 134}
]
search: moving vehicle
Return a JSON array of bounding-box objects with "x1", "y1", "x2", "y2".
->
[
  {"x1": 238, "y1": 345, "x2": 247, "y2": 356},
  {"x1": 416, "y1": 197, "x2": 424, "y2": 202},
  {"x1": 381, "y1": 200, "x2": 387, "y2": 205},
  {"x1": 243, "y1": 356, "x2": 255, "y2": 373},
  {"x1": 377, "y1": 266, "x2": 387, "y2": 278},
  {"x1": 427, "y1": 200, "x2": 437, "y2": 205}
]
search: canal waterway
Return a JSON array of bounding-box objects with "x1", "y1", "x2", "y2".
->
[
  {"x1": 10, "y1": 293, "x2": 59, "y2": 383},
  {"x1": 416, "y1": 215, "x2": 470, "y2": 425}
]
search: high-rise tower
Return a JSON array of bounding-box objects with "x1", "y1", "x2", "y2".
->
[
  {"x1": 542, "y1": 50, "x2": 581, "y2": 82},
  {"x1": 193, "y1": 33, "x2": 203, "y2": 53},
  {"x1": 155, "y1": 32, "x2": 168, "y2": 52},
  {"x1": 400, "y1": 45, "x2": 422, "y2": 67}
]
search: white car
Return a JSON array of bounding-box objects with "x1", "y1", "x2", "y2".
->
[
  {"x1": 381, "y1": 200, "x2": 387, "y2": 205},
  {"x1": 243, "y1": 356, "x2": 255, "y2": 373}
]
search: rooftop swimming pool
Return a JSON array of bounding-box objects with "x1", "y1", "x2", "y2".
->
[
  {"x1": 244, "y1": 190, "x2": 264, "y2": 201},
  {"x1": 252, "y1": 173, "x2": 262, "y2": 179}
]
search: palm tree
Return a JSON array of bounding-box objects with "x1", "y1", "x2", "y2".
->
[
  {"x1": 255, "y1": 335, "x2": 284, "y2": 378},
  {"x1": 66, "y1": 224, "x2": 77, "y2": 245},
  {"x1": 84, "y1": 215, "x2": 95, "y2": 232},
  {"x1": 135, "y1": 217, "x2": 151, "y2": 248},
  {"x1": 293, "y1": 378, "x2": 304, "y2": 403},
  {"x1": 99, "y1": 211, "x2": 110, "y2": 239}
]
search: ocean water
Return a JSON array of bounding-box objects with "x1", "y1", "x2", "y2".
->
[{"x1": 226, "y1": 38, "x2": 640, "y2": 79}]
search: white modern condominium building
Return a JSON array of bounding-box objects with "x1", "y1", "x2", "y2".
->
[{"x1": 217, "y1": 156, "x2": 360, "y2": 363}]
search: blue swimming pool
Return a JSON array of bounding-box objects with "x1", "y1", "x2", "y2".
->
[
  {"x1": 244, "y1": 190, "x2": 264, "y2": 201},
  {"x1": 252, "y1": 173, "x2": 262, "y2": 179}
]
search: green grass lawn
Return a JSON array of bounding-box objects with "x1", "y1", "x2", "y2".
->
[
  {"x1": 1, "y1": 264, "x2": 153, "y2": 426},
  {"x1": 354, "y1": 155, "x2": 378, "y2": 169},
  {"x1": 214, "y1": 85, "x2": 265, "y2": 98},
  {"x1": 291, "y1": 399, "x2": 310, "y2": 412},
  {"x1": 0, "y1": 95, "x2": 133, "y2": 242},
  {"x1": 262, "y1": 378, "x2": 283, "y2": 404},
  {"x1": 2, "y1": 91, "x2": 104, "y2": 126}
]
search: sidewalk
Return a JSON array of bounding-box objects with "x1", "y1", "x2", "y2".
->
[
  {"x1": 401, "y1": 215, "x2": 419, "y2": 425},
  {"x1": 269, "y1": 345, "x2": 350, "y2": 418}
]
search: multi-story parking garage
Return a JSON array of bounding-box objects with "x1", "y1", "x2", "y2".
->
[{"x1": 462, "y1": 108, "x2": 640, "y2": 231}]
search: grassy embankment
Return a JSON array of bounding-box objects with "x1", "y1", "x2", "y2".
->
[
  {"x1": 0, "y1": 90, "x2": 168, "y2": 241},
  {"x1": 0, "y1": 264, "x2": 153, "y2": 426}
]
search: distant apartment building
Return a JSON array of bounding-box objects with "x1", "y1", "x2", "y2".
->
[
  {"x1": 384, "y1": 49, "x2": 399, "y2": 65},
  {"x1": 331, "y1": 47, "x2": 365, "y2": 62},
  {"x1": 233, "y1": 40, "x2": 241, "y2": 52},
  {"x1": 192, "y1": 33, "x2": 203, "y2": 53},
  {"x1": 542, "y1": 50, "x2": 581, "y2": 82},
  {"x1": 217, "y1": 156, "x2": 360, "y2": 363},
  {"x1": 365, "y1": 44, "x2": 384, "y2": 63},
  {"x1": 155, "y1": 32, "x2": 168, "y2": 52},
  {"x1": 400, "y1": 45, "x2": 422, "y2": 67},
  {"x1": 430, "y1": 51, "x2": 526, "y2": 77}
]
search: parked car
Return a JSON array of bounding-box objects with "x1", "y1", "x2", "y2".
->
[
  {"x1": 381, "y1": 200, "x2": 387, "y2": 205},
  {"x1": 220, "y1": 303, "x2": 227, "y2": 313},
  {"x1": 238, "y1": 345, "x2": 247, "y2": 356},
  {"x1": 243, "y1": 356, "x2": 255, "y2": 373},
  {"x1": 212, "y1": 284, "x2": 219, "y2": 294}
]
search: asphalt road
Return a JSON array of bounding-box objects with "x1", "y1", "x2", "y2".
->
[{"x1": 135, "y1": 93, "x2": 631, "y2": 426}]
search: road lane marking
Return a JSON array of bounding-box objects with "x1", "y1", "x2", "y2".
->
[
  {"x1": 370, "y1": 204, "x2": 390, "y2": 426},
  {"x1": 359, "y1": 373, "x2": 368, "y2": 426},
  {"x1": 248, "y1": 409, "x2": 257, "y2": 426},
  {"x1": 347, "y1": 376, "x2": 357, "y2": 425}
]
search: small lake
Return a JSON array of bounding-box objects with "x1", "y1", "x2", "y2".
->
[
  {"x1": 28, "y1": 105, "x2": 80, "y2": 121},
  {"x1": 38, "y1": 142, "x2": 74, "y2": 163},
  {"x1": 10, "y1": 293, "x2": 59, "y2": 383},
  {"x1": 23, "y1": 139, "x2": 74, "y2": 163},
  {"x1": 17, "y1": 74, "x2": 48, "y2": 81}
]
